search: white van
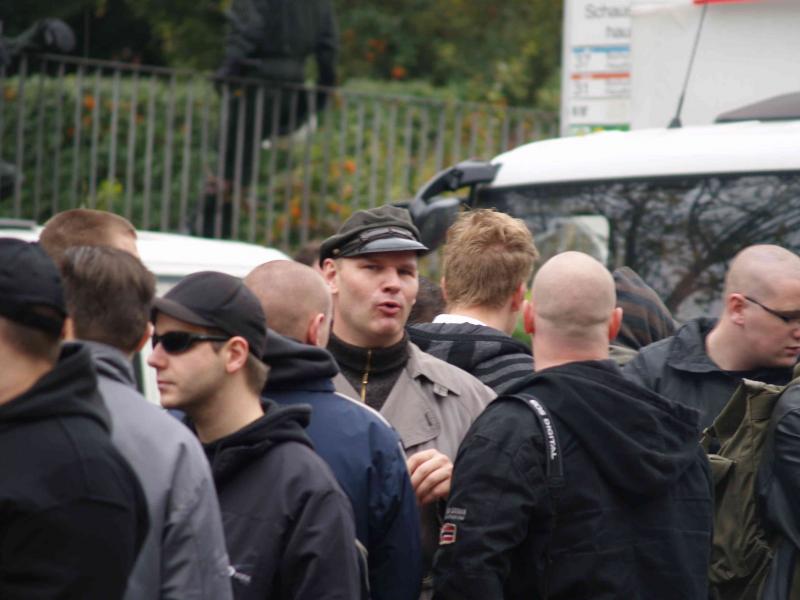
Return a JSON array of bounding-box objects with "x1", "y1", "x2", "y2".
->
[
  {"x1": 0, "y1": 219, "x2": 289, "y2": 402},
  {"x1": 413, "y1": 118, "x2": 800, "y2": 322}
]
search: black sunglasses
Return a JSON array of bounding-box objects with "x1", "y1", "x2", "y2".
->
[
  {"x1": 744, "y1": 296, "x2": 800, "y2": 325},
  {"x1": 151, "y1": 331, "x2": 231, "y2": 354}
]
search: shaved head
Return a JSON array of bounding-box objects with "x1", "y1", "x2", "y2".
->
[
  {"x1": 244, "y1": 260, "x2": 332, "y2": 342},
  {"x1": 704, "y1": 245, "x2": 800, "y2": 371},
  {"x1": 531, "y1": 252, "x2": 616, "y2": 344},
  {"x1": 724, "y1": 245, "x2": 800, "y2": 302}
]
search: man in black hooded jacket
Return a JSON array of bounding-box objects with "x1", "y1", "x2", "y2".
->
[
  {"x1": 148, "y1": 270, "x2": 361, "y2": 600},
  {"x1": 0, "y1": 239, "x2": 148, "y2": 599},
  {"x1": 433, "y1": 252, "x2": 713, "y2": 600}
]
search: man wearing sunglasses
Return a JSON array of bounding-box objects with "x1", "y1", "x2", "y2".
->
[
  {"x1": 57, "y1": 246, "x2": 232, "y2": 600},
  {"x1": 624, "y1": 244, "x2": 800, "y2": 429},
  {"x1": 148, "y1": 271, "x2": 362, "y2": 600}
]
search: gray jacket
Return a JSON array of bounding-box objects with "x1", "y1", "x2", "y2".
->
[
  {"x1": 86, "y1": 341, "x2": 233, "y2": 600},
  {"x1": 334, "y1": 342, "x2": 494, "y2": 597}
]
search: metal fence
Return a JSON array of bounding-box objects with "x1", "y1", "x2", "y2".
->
[{"x1": 0, "y1": 53, "x2": 558, "y2": 252}]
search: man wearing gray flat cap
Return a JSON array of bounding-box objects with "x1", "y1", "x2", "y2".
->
[{"x1": 321, "y1": 205, "x2": 495, "y2": 599}]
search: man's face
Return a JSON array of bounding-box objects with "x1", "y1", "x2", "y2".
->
[
  {"x1": 147, "y1": 313, "x2": 227, "y2": 411},
  {"x1": 739, "y1": 278, "x2": 800, "y2": 369},
  {"x1": 325, "y1": 251, "x2": 419, "y2": 348}
]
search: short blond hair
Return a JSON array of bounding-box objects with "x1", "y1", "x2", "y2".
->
[
  {"x1": 442, "y1": 209, "x2": 538, "y2": 309},
  {"x1": 40, "y1": 209, "x2": 137, "y2": 267}
]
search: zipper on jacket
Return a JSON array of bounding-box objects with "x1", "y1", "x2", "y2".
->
[{"x1": 360, "y1": 349, "x2": 372, "y2": 403}]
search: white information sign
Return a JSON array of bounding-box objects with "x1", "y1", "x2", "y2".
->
[{"x1": 561, "y1": 0, "x2": 632, "y2": 136}]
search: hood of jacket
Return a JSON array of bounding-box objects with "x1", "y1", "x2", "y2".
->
[
  {"x1": 204, "y1": 400, "x2": 313, "y2": 485},
  {"x1": 0, "y1": 342, "x2": 110, "y2": 432},
  {"x1": 511, "y1": 360, "x2": 702, "y2": 498},
  {"x1": 407, "y1": 321, "x2": 532, "y2": 372},
  {"x1": 84, "y1": 340, "x2": 137, "y2": 389},
  {"x1": 262, "y1": 330, "x2": 337, "y2": 391}
]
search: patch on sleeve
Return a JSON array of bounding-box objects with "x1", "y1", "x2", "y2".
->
[
  {"x1": 439, "y1": 522, "x2": 458, "y2": 545},
  {"x1": 444, "y1": 506, "x2": 467, "y2": 522}
]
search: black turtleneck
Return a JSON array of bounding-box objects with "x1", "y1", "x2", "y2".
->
[{"x1": 327, "y1": 333, "x2": 409, "y2": 411}]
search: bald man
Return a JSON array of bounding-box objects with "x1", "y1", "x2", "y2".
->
[
  {"x1": 244, "y1": 260, "x2": 423, "y2": 600},
  {"x1": 433, "y1": 251, "x2": 713, "y2": 600},
  {"x1": 625, "y1": 244, "x2": 800, "y2": 429}
]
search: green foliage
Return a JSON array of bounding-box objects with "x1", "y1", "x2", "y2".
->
[
  {"x1": 335, "y1": 0, "x2": 563, "y2": 106},
  {"x1": 3, "y1": 1, "x2": 562, "y2": 109},
  {"x1": 124, "y1": 0, "x2": 227, "y2": 69}
]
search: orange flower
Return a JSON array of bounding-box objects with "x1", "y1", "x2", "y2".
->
[
  {"x1": 290, "y1": 202, "x2": 302, "y2": 221},
  {"x1": 342, "y1": 159, "x2": 357, "y2": 174},
  {"x1": 365, "y1": 51, "x2": 376, "y2": 63},
  {"x1": 83, "y1": 95, "x2": 96, "y2": 111},
  {"x1": 391, "y1": 66, "x2": 408, "y2": 80},
  {"x1": 367, "y1": 38, "x2": 387, "y2": 53}
]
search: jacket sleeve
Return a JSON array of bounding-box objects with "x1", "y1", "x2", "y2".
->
[
  {"x1": 432, "y1": 402, "x2": 549, "y2": 600},
  {"x1": 771, "y1": 407, "x2": 800, "y2": 528},
  {"x1": 368, "y1": 436, "x2": 423, "y2": 600},
  {"x1": 280, "y1": 483, "x2": 362, "y2": 600},
  {"x1": 160, "y1": 440, "x2": 233, "y2": 600},
  {"x1": 219, "y1": 0, "x2": 264, "y2": 71}
]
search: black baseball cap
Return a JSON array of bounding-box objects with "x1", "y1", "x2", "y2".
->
[
  {"x1": 152, "y1": 271, "x2": 267, "y2": 356},
  {"x1": 0, "y1": 239, "x2": 66, "y2": 336},
  {"x1": 319, "y1": 205, "x2": 428, "y2": 265}
]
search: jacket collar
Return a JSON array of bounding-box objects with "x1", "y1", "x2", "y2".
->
[
  {"x1": 84, "y1": 340, "x2": 137, "y2": 388},
  {"x1": 335, "y1": 341, "x2": 476, "y2": 449},
  {"x1": 666, "y1": 318, "x2": 721, "y2": 373}
]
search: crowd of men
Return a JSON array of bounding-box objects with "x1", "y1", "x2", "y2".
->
[{"x1": 2, "y1": 204, "x2": 800, "y2": 599}]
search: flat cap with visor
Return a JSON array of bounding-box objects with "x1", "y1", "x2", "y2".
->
[{"x1": 319, "y1": 205, "x2": 428, "y2": 265}]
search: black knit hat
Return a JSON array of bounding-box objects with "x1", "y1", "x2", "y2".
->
[
  {"x1": 0, "y1": 239, "x2": 65, "y2": 335},
  {"x1": 152, "y1": 271, "x2": 267, "y2": 356},
  {"x1": 319, "y1": 205, "x2": 427, "y2": 265}
]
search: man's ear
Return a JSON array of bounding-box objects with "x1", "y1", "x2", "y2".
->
[
  {"x1": 510, "y1": 282, "x2": 527, "y2": 312},
  {"x1": 223, "y1": 337, "x2": 250, "y2": 374},
  {"x1": 63, "y1": 316, "x2": 77, "y2": 341},
  {"x1": 133, "y1": 322, "x2": 153, "y2": 355},
  {"x1": 522, "y1": 299, "x2": 535, "y2": 335},
  {"x1": 728, "y1": 293, "x2": 747, "y2": 326},
  {"x1": 306, "y1": 312, "x2": 327, "y2": 347},
  {"x1": 321, "y1": 258, "x2": 339, "y2": 294},
  {"x1": 609, "y1": 307, "x2": 623, "y2": 341}
]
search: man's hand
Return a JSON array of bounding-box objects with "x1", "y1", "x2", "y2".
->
[{"x1": 407, "y1": 449, "x2": 453, "y2": 506}]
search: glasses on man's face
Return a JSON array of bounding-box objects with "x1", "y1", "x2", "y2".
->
[
  {"x1": 744, "y1": 296, "x2": 800, "y2": 326},
  {"x1": 151, "y1": 331, "x2": 231, "y2": 354}
]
